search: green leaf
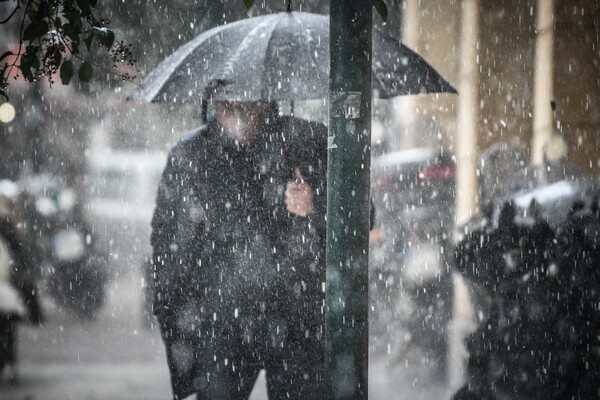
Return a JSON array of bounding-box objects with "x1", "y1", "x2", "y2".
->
[
  {"x1": 0, "y1": 51, "x2": 13, "y2": 62},
  {"x1": 60, "y1": 60, "x2": 74, "y2": 85},
  {"x1": 19, "y1": 60, "x2": 35, "y2": 81},
  {"x1": 19, "y1": 45, "x2": 39, "y2": 78},
  {"x1": 0, "y1": 67, "x2": 8, "y2": 101},
  {"x1": 23, "y1": 21, "x2": 49, "y2": 41},
  {"x1": 62, "y1": 23, "x2": 81, "y2": 43},
  {"x1": 31, "y1": 55, "x2": 40, "y2": 70},
  {"x1": 93, "y1": 27, "x2": 115, "y2": 49},
  {"x1": 64, "y1": 11, "x2": 81, "y2": 25},
  {"x1": 370, "y1": 0, "x2": 388, "y2": 22},
  {"x1": 84, "y1": 34, "x2": 94, "y2": 50},
  {"x1": 242, "y1": 0, "x2": 255, "y2": 9},
  {"x1": 77, "y1": 0, "x2": 91, "y2": 14},
  {"x1": 0, "y1": 64, "x2": 8, "y2": 81},
  {"x1": 78, "y1": 61, "x2": 93, "y2": 82}
]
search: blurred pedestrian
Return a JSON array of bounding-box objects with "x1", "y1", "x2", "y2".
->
[
  {"x1": 0, "y1": 214, "x2": 44, "y2": 383},
  {"x1": 151, "y1": 100, "x2": 328, "y2": 400}
]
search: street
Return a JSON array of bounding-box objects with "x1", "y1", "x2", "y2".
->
[
  {"x1": 0, "y1": 267, "x2": 174, "y2": 400},
  {"x1": 0, "y1": 265, "x2": 462, "y2": 400}
]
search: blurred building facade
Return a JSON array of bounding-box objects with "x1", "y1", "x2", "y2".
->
[
  {"x1": 389, "y1": 0, "x2": 599, "y2": 222},
  {"x1": 1, "y1": 0, "x2": 598, "y2": 223}
]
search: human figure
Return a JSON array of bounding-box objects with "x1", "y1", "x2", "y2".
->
[
  {"x1": 151, "y1": 100, "x2": 328, "y2": 400},
  {"x1": 0, "y1": 215, "x2": 44, "y2": 382}
]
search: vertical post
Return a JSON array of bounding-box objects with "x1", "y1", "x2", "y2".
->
[
  {"x1": 532, "y1": 0, "x2": 555, "y2": 166},
  {"x1": 326, "y1": 1, "x2": 372, "y2": 399},
  {"x1": 455, "y1": 0, "x2": 480, "y2": 226}
]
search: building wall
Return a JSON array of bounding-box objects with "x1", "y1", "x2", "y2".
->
[
  {"x1": 407, "y1": 0, "x2": 599, "y2": 171},
  {"x1": 399, "y1": 0, "x2": 599, "y2": 222},
  {"x1": 554, "y1": 0, "x2": 600, "y2": 173},
  {"x1": 415, "y1": 0, "x2": 461, "y2": 154},
  {"x1": 390, "y1": 0, "x2": 460, "y2": 153},
  {"x1": 478, "y1": 0, "x2": 537, "y2": 154}
]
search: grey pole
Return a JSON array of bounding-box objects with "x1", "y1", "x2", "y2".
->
[{"x1": 325, "y1": 1, "x2": 372, "y2": 399}]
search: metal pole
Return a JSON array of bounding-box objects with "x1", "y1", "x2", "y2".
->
[
  {"x1": 326, "y1": 1, "x2": 372, "y2": 399},
  {"x1": 455, "y1": 0, "x2": 480, "y2": 226},
  {"x1": 532, "y1": 0, "x2": 555, "y2": 166}
]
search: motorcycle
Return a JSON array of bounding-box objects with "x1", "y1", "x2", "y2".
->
[
  {"x1": 24, "y1": 175, "x2": 108, "y2": 320},
  {"x1": 369, "y1": 148, "x2": 455, "y2": 377}
]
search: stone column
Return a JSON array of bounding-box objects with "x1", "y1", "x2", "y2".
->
[
  {"x1": 456, "y1": 0, "x2": 481, "y2": 225},
  {"x1": 532, "y1": 0, "x2": 555, "y2": 165},
  {"x1": 396, "y1": 0, "x2": 420, "y2": 148}
]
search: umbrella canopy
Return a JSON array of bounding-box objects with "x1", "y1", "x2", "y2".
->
[{"x1": 129, "y1": 11, "x2": 456, "y2": 103}]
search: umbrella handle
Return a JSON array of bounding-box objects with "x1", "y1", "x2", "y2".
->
[{"x1": 201, "y1": 79, "x2": 228, "y2": 124}]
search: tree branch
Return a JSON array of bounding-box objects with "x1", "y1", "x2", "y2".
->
[
  {"x1": 18, "y1": 0, "x2": 33, "y2": 44},
  {"x1": 0, "y1": 3, "x2": 21, "y2": 25}
]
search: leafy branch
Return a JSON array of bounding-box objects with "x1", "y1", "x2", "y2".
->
[
  {"x1": 0, "y1": 0, "x2": 389, "y2": 101},
  {"x1": 0, "y1": 0, "x2": 137, "y2": 101}
]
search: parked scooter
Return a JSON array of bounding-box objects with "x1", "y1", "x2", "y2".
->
[
  {"x1": 24, "y1": 175, "x2": 108, "y2": 320},
  {"x1": 369, "y1": 148, "x2": 455, "y2": 376},
  {"x1": 399, "y1": 216, "x2": 453, "y2": 373}
]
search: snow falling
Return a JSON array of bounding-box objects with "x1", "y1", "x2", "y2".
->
[{"x1": 0, "y1": 1, "x2": 599, "y2": 400}]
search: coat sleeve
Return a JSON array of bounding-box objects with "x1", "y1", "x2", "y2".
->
[
  {"x1": 150, "y1": 145, "x2": 190, "y2": 321},
  {"x1": 290, "y1": 120, "x2": 328, "y2": 237}
]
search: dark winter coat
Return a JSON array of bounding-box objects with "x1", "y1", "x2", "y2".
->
[{"x1": 151, "y1": 115, "x2": 328, "y2": 398}]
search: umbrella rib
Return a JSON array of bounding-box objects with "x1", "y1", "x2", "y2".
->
[
  {"x1": 215, "y1": 13, "x2": 282, "y2": 100},
  {"x1": 137, "y1": 24, "x2": 232, "y2": 102},
  {"x1": 261, "y1": 12, "x2": 328, "y2": 100},
  {"x1": 261, "y1": 14, "x2": 289, "y2": 100}
]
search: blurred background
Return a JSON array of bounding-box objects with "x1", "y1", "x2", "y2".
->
[{"x1": 0, "y1": 0, "x2": 599, "y2": 399}]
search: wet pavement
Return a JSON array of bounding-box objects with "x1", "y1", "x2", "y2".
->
[
  {"x1": 0, "y1": 267, "x2": 465, "y2": 400},
  {"x1": 0, "y1": 268, "x2": 173, "y2": 400}
]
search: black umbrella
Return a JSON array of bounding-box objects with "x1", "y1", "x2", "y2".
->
[{"x1": 129, "y1": 11, "x2": 456, "y2": 103}]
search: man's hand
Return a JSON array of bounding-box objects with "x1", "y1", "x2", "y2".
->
[{"x1": 285, "y1": 168, "x2": 314, "y2": 217}]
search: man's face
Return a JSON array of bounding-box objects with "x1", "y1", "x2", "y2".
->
[{"x1": 215, "y1": 101, "x2": 271, "y2": 143}]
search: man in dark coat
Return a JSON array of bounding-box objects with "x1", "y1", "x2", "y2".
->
[{"x1": 151, "y1": 101, "x2": 327, "y2": 400}]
